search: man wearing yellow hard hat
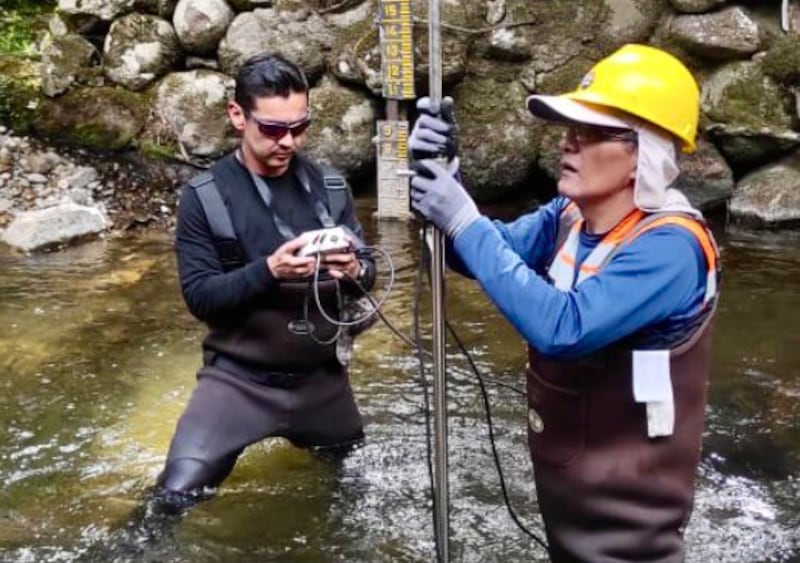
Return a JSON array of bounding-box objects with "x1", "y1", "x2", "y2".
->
[{"x1": 408, "y1": 44, "x2": 720, "y2": 561}]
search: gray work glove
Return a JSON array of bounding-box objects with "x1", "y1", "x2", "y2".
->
[
  {"x1": 409, "y1": 96, "x2": 458, "y2": 162},
  {"x1": 410, "y1": 159, "x2": 480, "y2": 239}
]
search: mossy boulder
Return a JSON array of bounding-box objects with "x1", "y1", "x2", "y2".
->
[
  {"x1": 324, "y1": 1, "x2": 381, "y2": 92},
  {"x1": 705, "y1": 124, "x2": 800, "y2": 171},
  {"x1": 218, "y1": 8, "x2": 332, "y2": 81},
  {"x1": 701, "y1": 60, "x2": 794, "y2": 131},
  {"x1": 57, "y1": 0, "x2": 135, "y2": 22},
  {"x1": 535, "y1": 53, "x2": 598, "y2": 95},
  {"x1": 601, "y1": 0, "x2": 669, "y2": 47},
  {"x1": 173, "y1": 0, "x2": 233, "y2": 56},
  {"x1": 699, "y1": 56, "x2": 798, "y2": 171},
  {"x1": 730, "y1": 152, "x2": 800, "y2": 228},
  {"x1": 143, "y1": 69, "x2": 236, "y2": 160},
  {"x1": 674, "y1": 136, "x2": 733, "y2": 210},
  {"x1": 408, "y1": 0, "x2": 476, "y2": 93},
  {"x1": 103, "y1": 13, "x2": 181, "y2": 91},
  {"x1": 1, "y1": 54, "x2": 145, "y2": 151},
  {"x1": 33, "y1": 86, "x2": 147, "y2": 150},
  {"x1": 761, "y1": 35, "x2": 800, "y2": 88},
  {"x1": 40, "y1": 32, "x2": 100, "y2": 96},
  {"x1": 304, "y1": 76, "x2": 377, "y2": 178},
  {"x1": 453, "y1": 76, "x2": 540, "y2": 201},
  {"x1": 665, "y1": 7, "x2": 762, "y2": 62},
  {"x1": 327, "y1": 0, "x2": 472, "y2": 95}
]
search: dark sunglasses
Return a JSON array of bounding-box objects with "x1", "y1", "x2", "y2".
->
[
  {"x1": 564, "y1": 124, "x2": 637, "y2": 146},
  {"x1": 249, "y1": 113, "x2": 311, "y2": 139}
]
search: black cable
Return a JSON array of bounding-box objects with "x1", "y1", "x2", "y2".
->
[
  {"x1": 305, "y1": 227, "x2": 437, "y2": 556},
  {"x1": 345, "y1": 261, "x2": 526, "y2": 397},
  {"x1": 302, "y1": 260, "x2": 342, "y2": 346},
  {"x1": 302, "y1": 245, "x2": 393, "y2": 346},
  {"x1": 446, "y1": 368, "x2": 526, "y2": 397},
  {"x1": 300, "y1": 228, "x2": 539, "y2": 555},
  {"x1": 414, "y1": 223, "x2": 439, "y2": 560},
  {"x1": 303, "y1": 237, "x2": 526, "y2": 394},
  {"x1": 420, "y1": 228, "x2": 549, "y2": 552},
  {"x1": 445, "y1": 319, "x2": 548, "y2": 550},
  {"x1": 300, "y1": 243, "x2": 526, "y2": 405},
  {"x1": 311, "y1": 246, "x2": 396, "y2": 329}
]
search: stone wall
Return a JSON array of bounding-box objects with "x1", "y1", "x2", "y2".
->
[{"x1": 9, "y1": 0, "x2": 800, "y2": 226}]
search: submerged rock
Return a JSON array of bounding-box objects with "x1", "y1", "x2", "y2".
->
[
  {"x1": 2, "y1": 203, "x2": 110, "y2": 252},
  {"x1": 730, "y1": 152, "x2": 800, "y2": 228}
]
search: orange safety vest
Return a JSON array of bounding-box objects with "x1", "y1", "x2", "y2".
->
[{"x1": 546, "y1": 202, "x2": 719, "y2": 306}]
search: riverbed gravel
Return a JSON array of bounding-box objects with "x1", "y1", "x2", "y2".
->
[{"x1": 0, "y1": 124, "x2": 197, "y2": 234}]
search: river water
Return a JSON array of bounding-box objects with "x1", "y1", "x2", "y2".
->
[{"x1": 0, "y1": 199, "x2": 798, "y2": 562}]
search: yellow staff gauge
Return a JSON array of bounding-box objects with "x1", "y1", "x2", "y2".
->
[
  {"x1": 376, "y1": 0, "x2": 414, "y2": 218},
  {"x1": 376, "y1": 120, "x2": 410, "y2": 218},
  {"x1": 379, "y1": 0, "x2": 415, "y2": 100}
]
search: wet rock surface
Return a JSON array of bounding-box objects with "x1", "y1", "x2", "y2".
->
[{"x1": 0, "y1": 124, "x2": 197, "y2": 244}]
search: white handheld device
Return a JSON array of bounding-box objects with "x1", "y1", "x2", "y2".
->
[{"x1": 296, "y1": 226, "x2": 352, "y2": 257}]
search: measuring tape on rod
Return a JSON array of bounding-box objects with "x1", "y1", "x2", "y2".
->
[{"x1": 377, "y1": 0, "x2": 415, "y2": 219}]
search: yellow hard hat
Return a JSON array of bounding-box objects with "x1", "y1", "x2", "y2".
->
[{"x1": 529, "y1": 44, "x2": 700, "y2": 153}]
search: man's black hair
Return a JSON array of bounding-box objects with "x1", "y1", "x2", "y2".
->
[{"x1": 234, "y1": 53, "x2": 309, "y2": 114}]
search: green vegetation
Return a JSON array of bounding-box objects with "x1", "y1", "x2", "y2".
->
[
  {"x1": 0, "y1": 55, "x2": 42, "y2": 130},
  {"x1": 761, "y1": 36, "x2": 800, "y2": 88},
  {"x1": 139, "y1": 138, "x2": 179, "y2": 160},
  {"x1": 32, "y1": 85, "x2": 147, "y2": 150},
  {"x1": 0, "y1": 0, "x2": 55, "y2": 57}
]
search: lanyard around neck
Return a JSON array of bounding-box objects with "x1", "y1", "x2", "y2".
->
[{"x1": 236, "y1": 150, "x2": 335, "y2": 240}]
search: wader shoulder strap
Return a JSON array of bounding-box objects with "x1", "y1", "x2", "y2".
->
[
  {"x1": 319, "y1": 164, "x2": 349, "y2": 225},
  {"x1": 546, "y1": 200, "x2": 583, "y2": 286},
  {"x1": 627, "y1": 213, "x2": 718, "y2": 275},
  {"x1": 190, "y1": 158, "x2": 352, "y2": 271},
  {"x1": 189, "y1": 171, "x2": 245, "y2": 271},
  {"x1": 550, "y1": 201, "x2": 582, "y2": 260},
  {"x1": 624, "y1": 212, "x2": 720, "y2": 306},
  {"x1": 294, "y1": 156, "x2": 351, "y2": 228}
]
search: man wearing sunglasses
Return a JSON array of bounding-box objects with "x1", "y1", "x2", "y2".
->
[
  {"x1": 408, "y1": 44, "x2": 720, "y2": 561},
  {"x1": 157, "y1": 53, "x2": 374, "y2": 505}
]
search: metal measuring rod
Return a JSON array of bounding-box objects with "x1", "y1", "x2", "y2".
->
[
  {"x1": 426, "y1": 0, "x2": 451, "y2": 561},
  {"x1": 783, "y1": 0, "x2": 791, "y2": 32},
  {"x1": 376, "y1": 1, "x2": 450, "y2": 559}
]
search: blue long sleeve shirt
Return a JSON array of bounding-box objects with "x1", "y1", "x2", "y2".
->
[{"x1": 451, "y1": 197, "x2": 710, "y2": 359}]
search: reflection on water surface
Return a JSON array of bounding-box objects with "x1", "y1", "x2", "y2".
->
[{"x1": 0, "y1": 208, "x2": 798, "y2": 562}]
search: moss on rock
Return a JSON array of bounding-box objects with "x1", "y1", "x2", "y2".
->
[
  {"x1": 138, "y1": 137, "x2": 179, "y2": 160},
  {"x1": 535, "y1": 55, "x2": 597, "y2": 96},
  {"x1": 761, "y1": 35, "x2": 800, "y2": 88},
  {"x1": 0, "y1": 55, "x2": 45, "y2": 131},
  {"x1": 32, "y1": 86, "x2": 148, "y2": 150},
  {"x1": 703, "y1": 61, "x2": 794, "y2": 131},
  {"x1": 453, "y1": 76, "x2": 540, "y2": 201}
]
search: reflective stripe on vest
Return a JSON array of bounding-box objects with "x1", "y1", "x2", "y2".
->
[
  {"x1": 547, "y1": 208, "x2": 646, "y2": 290},
  {"x1": 631, "y1": 215, "x2": 719, "y2": 305},
  {"x1": 547, "y1": 203, "x2": 719, "y2": 305}
]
